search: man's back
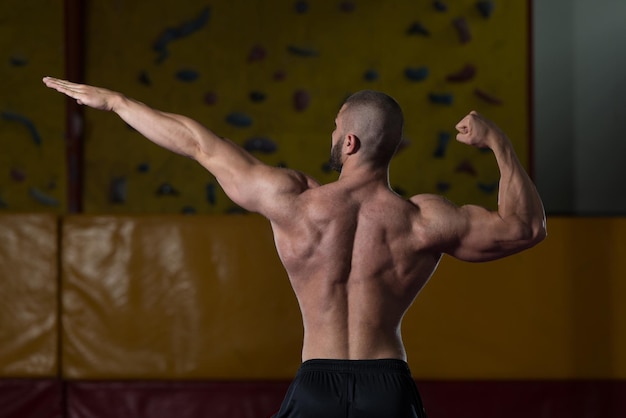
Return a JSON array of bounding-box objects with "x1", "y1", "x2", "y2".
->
[
  {"x1": 43, "y1": 79, "x2": 546, "y2": 418},
  {"x1": 271, "y1": 178, "x2": 442, "y2": 362}
]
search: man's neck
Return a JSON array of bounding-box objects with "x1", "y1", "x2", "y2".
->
[{"x1": 338, "y1": 162, "x2": 390, "y2": 186}]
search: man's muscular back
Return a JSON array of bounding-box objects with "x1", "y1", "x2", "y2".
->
[{"x1": 271, "y1": 178, "x2": 442, "y2": 362}]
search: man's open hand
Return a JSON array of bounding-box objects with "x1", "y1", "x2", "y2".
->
[{"x1": 42, "y1": 77, "x2": 119, "y2": 111}]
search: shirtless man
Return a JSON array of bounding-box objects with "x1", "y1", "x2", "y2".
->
[{"x1": 43, "y1": 77, "x2": 546, "y2": 417}]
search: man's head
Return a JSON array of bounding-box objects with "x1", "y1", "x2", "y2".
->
[{"x1": 330, "y1": 90, "x2": 404, "y2": 172}]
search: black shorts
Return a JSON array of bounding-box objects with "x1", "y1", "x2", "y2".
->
[{"x1": 272, "y1": 359, "x2": 427, "y2": 418}]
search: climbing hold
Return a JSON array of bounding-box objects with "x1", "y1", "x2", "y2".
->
[
  {"x1": 0, "y1": 196, "x2": 6, "y2": 208},
  {"x1": 436, "y1": 182, "x2": 450, "y2": 192},
  {"x1": 455, "y1": 159, "x2": 477, "y2": 176},
  {"x1": 204, "y1": 91, "x2": 218, "y2": 105},
  {"x1": 474, "y1": 89, "x2": 503, "y2": 105},
  {"x1": 109, "y1": 177, "x2": 127, "y2": 204},
  {"x1": 294, "y1": 1, "x2": 309, "y2": 13},
  {"x1": 156, "y1": 182, "x2": 180, "y2": 196},
  {"x1": 293, "y1": 89, "x2": 311, "y2": 111},
  {"x1": 206, "y1": 183, "x2": 216, "y2": 205},
  {"x1": 273, "y1": 70, "x2": 287, "y2": 81},
  {"x1": 452, "y1": 17, "x2": 471, "y2": 44},
  {"x1": 406, "y1": 22, "x2": 430, "y2": 37},
  {"x1": 137, "y1": 163, "x2": 150, "y2": 173},
  {"x1": 10, "y1": 168, "x2": 26, "y2": 182},
  {"x1": 176, "y1": 69, "x2": 199, "y2": 82},
  {"x1": 244, "y1": 137, "x2": 278, "y2": 154},
  {"x1": 477, "y1": 181, "x2": 497, "y2": 194},
  {"x1": 446, "y1": 64, "x2": 476, "y2": 82},
  {"x1": 29, "y1": 188, "x2": 59, "y2": 206},
  {"x1": 249, "y1": 91, "x2": 267, "y2": 103},
  {"x1": 287, "y1": 45, "x2": 319, "y2": 57},
  {"x1": 248, "y1": 45, "x2": 267, "y2": 62},
  {"x1": 10, "y1": 55, "x2": 28, "y2": 67},
  {"x1": 153, "y1": 7, "x2": 211, "y2": 63},
  {"x1": 405, "y1": 67, "x2": 429, "y2": 82},
  {"x1": 428, "y1": 92, "x2": 454, "y2": 105},
  {"x1": 433, "y1": 132, "x2": 450, "y2": 158},
  {"x1": 138, "y1": 71, "x2": 152, "y2": 86},
  {"x1": 1, "y1": 111, "x2": 42, "y2": 145},
  {"x1": 226, "y1": 112, "x2": 253, "y2": 127},
  {"x1": 476, "y1": 1, "x2": 495, "y2": 18},
  {"x1": 433, "y1": 1, "x2": 448, "y2": 12},
  {"x1": 363, "y1": 69, "x2": 379, "y2": 82}
]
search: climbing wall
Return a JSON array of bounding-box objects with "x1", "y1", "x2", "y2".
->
[
  {"x1": 0, "y1": 0, "x2": 65, "y2": 213},
  {"x1": 82, "y1": 0, "x2": 530, "y2": 214}
]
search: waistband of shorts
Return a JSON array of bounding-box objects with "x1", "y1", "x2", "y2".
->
[{"x1": 298, "y1": 359, "x2": 411, "y2": 374}]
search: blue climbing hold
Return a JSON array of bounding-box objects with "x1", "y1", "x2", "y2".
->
[
  {"x1": 433, "y1": 132, "x2": 450, "y2": 158},
  {"x1": 226, "y1": 112, "x2": 253, "y2": 128},
  {"x1": 249, "y1": 91, "x2": 267, "y2": 103},
  {"x1": 405, "y1": 67, "x2": 429, "y2": 82},
  {"x1": 1, "y1": 111, "x2": 42, "y2": 145},
  {"x1": 29, "y1": 188, "x2": 59, "y2": 206},
  {"x1": 153, "y1": 7, "x2": 211, "y2": 63},
  {"x1": 176, "y1": 69, "x2": 199, "y2": 82},
  {"x1": 476, "y1": 1, "x2": 495, "y2": 18},
  {"x1": 10, "y1": 56, "x2": 28, "y2": 67},
  {"x1": 363, "y1": 69, "x2": 379, "y2": 82},
  {"x1": 478, "y1": 182, "x2": 498, "y2": 193},
  {"x1": 428, "y1": 92, "x2": 454, "y2": 105}
]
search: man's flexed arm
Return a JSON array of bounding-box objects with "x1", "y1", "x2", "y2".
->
[
  {"x1": 413, "y1": 111, "x2": 546, "y2": 262},
  {"x1": 42, "y1": 77, "x2": 315, "y2": 218}
]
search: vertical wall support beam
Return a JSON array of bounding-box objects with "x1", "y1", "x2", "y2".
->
[{"x1": 64, "y1": 0, "x2": 85, "y2": 213}]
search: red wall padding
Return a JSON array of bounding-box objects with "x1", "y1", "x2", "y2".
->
[
  {"x1": 2, "y1": 379, "x2": 624, "y2": 417},
  {"x1": 0, "y1": 379, "x2": 63, "y2": 418},
  {"x1": 66, "y1": 381, "x2": 291, "y2": 418},
  {"x1": 418, "y1": 380, "x2": 626, "y2": 418},
  {"x1": 60, "y1": 380, "x2": 626, "y2": 418}
]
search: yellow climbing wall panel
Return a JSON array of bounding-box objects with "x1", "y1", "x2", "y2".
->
[
  {"x1": 83, "y1": 0, "x2": 529, "y2": 214},
  {"x1": 0, "y1": 0, "x2": 65, "y2": 212}
]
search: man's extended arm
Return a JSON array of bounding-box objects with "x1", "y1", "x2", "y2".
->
[
  {"x1": 42, "y1": 77, "x2": 314, "y2": 218},
  {"x1": 412, "y1": 111, "x2": 546, "y2": 262}
]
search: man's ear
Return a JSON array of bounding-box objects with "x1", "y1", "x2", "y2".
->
[{"x1": 345, "y1": 134, "x2": 361, "y2": 155}]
